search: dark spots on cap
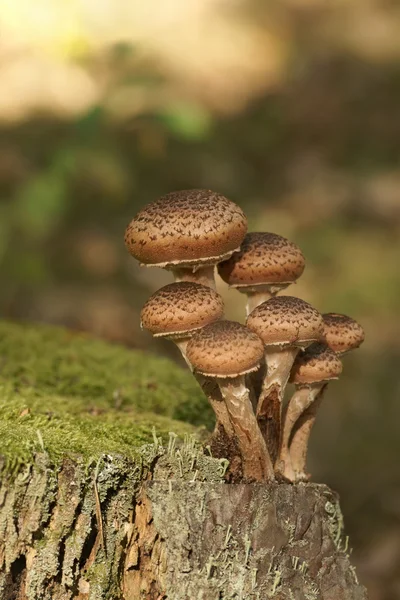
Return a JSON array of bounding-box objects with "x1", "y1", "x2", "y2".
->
[
  {"x1": 218, "y1": 232, "x2": 305, "y2": 287},
  {"x1": 322, "y1": 313, "x2": 365, "y2": 354},
  {"x1": 290, "y1": 342, "x2": 343, "y2": 384},
  {"x1": 140, "y1": 281, "x2": 224, "y2": 336},
  {"x1": 186, "y1": 320, "x2": 264, "y2": 377},
  {"x1": 246, "y1": 296, "x2": 323, "y2": 346},
  {"x1": 125, "y1": 190, "x2": 247, "y2": 265}
]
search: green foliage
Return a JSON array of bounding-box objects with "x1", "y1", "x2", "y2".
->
[{"x1": 157, "y1": 102, "x2": 212, "y2": 140}]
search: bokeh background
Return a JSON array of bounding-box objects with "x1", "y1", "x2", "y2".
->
[{"x1": 0, "y1": 1, "x2": 399, "y2": 597}]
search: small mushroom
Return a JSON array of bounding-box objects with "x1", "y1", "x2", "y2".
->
[
  {"x1": 186, "y1": 320, "x2": 274, "y2": 481},
  {"x1": 218, "y1": 232, "x2": 305, "y2": 315},
  {"x1": 281, "y1": 343, "x2": 343, "y2": 481},
  {"x1": 246, "y1": 296, "x2": 323, "y2": 464},
  {"x1": 322, "y1": 313, "x2": 365, "y2": 356},
  {"x1": 125, "y1": 189, "x2": 247, "y2": 290},
  {"x1": 140, "y1": 281, "x2": 224, "y2": 361},
  {"x1": 140, "y1": 282, "x2": 235, "y2": 444},
  {"x1": 288, "y1": 314, "x2": 365, "y2": 481}
]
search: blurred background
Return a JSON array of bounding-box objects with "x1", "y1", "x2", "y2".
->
[{"x1": 0, "y1": 1, "x2": 399, "y2": 597}]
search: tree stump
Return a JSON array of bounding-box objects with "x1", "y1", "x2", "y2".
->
[
  {"x1": 0, "y1": 322, "x2": 368, "y2": 599},
  {"x1": 0, "y1": 457, "x2": 368, "y2": 599}
]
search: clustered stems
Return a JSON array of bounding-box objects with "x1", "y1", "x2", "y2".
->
[
  {"x1": 256, "y1": 348, "x2": 299, "y2": 463},
  {"x1": 195, "y1": 375, "x2": 236, "y2": 442},
  {"x1": 172, "y1": 339, "x2": 239, "y2": 458},
  {"x1": 218, "y1": 376, "x2": 274, "y2": 481},
  {"x1": 129, "y1": 189, "x2": 364, "y2": 484}
]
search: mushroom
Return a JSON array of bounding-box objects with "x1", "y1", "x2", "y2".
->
[
  {"x1": 140, "y1": 281, "x2": 224, "y2": 361},
  {"x1": 140, "y1": 282, "x2": 235, "y2": 445},
  {"x1": 125, "y1": 189, "x2": 247, "y2": 290},
  {"x1": 246, "y1": 296, "x2": 323, "y2": 464},
  {"x1": 186, "y1": 320, "x2": 274, "y2": 481},
  {"x1": 288, "y1": 314, "x2": 365, "y2": 481},
  {"x1": 218, "y1": 232, "x2": 305, "y2": 315},
  {"x1": 278, "y1": 343, "x2": 343, "y2": 481},
  {"x1": 322, "y1": 313, "x2": 365, "y2": 356}
]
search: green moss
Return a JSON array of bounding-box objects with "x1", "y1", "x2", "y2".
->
[{"x1": 0, "y1": 321, "x2": 213, "y2": 472}]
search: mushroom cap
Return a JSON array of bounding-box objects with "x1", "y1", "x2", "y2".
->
[
  {"x1": 186, "y1": 320, "x2": 264, "y2": 378},
  {"x1": 290, "y1": 342, "x2": 343, "y2": 385},
  {"x1": 140, "y1": 282, "x2": 224, "y2": 338},
  {"x1": 246, "y1": 296, "x2": 323, "y2": 348},
  {"x1": 322, "y1": 313, "x2": 365, "y2": 355},
  {"x1": 218, "y1": 232, "x2": 305, "y2": 290},
  {"x1": 125, "y1": 189, "x2": 247, "y2": 268}
]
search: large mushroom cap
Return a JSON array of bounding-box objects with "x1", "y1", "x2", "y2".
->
[
  {"x1": 186, "y1": 320, "x2": 264, "y2": 378},
  {"x1": 322, "y1": 313, "x2": 365, "y2": 355},
  {"x1": 218, "y1": 232, "x2": 305, "y2": 289},
  {"x1": 290, "y1": 342, "x2": 343, "y2": 385},
  {"x1": 140, "y1": 282, "x2": 224, "y2": 338},
  {"x1": 246, "y1": 296, "x2": 323, "y2": 348},
  {"x1": 125, "y1": 189, "x2": 247, "y2": 268}
]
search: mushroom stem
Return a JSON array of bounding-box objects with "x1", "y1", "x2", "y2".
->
[
  {"x1": 288, "y1": 386, "x2": 327, "y2": 481},
  {"x1": 196, "y1": 375, "x2": 236, "y2": 437},
  {"x1": 256, "y1": 347, "x2": 299, "y2": 464},
  {"x1": 246, "y1": 361, "x2": 266, "y2": 410},
  {"x1": 245, "y1": 372, "x2": 259, "y2": 412},
  {"x1": 173, "y1": 339, "x2": 236, "y2": 446},
  {"x1": 277, "y1": 384, "x2": 323, "y2": 481},
  {"x1": 173, "y1": 338, "x2": 192, "y2": 369},
  {"x1": 218, "y1": 376, "x2": 274, "y2": 481},
  {"x1": 246, "y1": 292, "x2": 273, "y2": 316},
  {"x1": 171, "y1": 266, "x2": 216, "y2": 290},
  {"x1": 245, "y1": 284, "x2": 290, "y2": 316}
]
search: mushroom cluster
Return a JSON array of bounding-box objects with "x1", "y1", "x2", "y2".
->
[{"x1": 125, "y1": 189, "x2": 365, "y2": 483}]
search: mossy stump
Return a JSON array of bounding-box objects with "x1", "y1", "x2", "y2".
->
[{"x1": 0, "y1": 322, "x2": 367, "y2": 599}]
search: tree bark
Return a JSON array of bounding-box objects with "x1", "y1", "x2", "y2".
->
[{"x1": 0, "y1": 451, "x2": 368, "y2": 600}]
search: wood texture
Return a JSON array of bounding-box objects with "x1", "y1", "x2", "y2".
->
[{"x1": 0, "y1": 452, "x2": 368, "y2": 599}]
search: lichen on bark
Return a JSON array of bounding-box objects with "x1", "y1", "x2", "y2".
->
[{"x1": 141, "y1": 481, "x2": 367, "y2": 600}]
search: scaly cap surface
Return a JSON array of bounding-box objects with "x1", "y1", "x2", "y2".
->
[
  {"x1": 290, "y1": 342, "x2": 343, "y2": 385},
  {"x1": 140, "y1": 282, "x2": 224, "y2": 338},
  {"x1": 218, "y1": 232, "x2": 305, "y2": 289},
  {"x1": 322, "y1": 313, "x2": 365, "y2": 355},
  {"x1": 125, "y1": 189, "x2": 247, "y2": 268},
  {"x1": 186, "y1": 320, "x2": 264, "y2": 378},
  {"x1": 246, "y1": 296, "x2": 323, "y2": 348}
]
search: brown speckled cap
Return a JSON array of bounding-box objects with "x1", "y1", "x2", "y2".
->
[
  {"x1": 186, "y1": 320, "x2": 264, "y2": 378},
  {"x1": 218, "y1": 232, "x2": 305, "y2": 289},
  {"x1": 140, "y1": 282, "x2": 224, "y2": 338},
  {"x1": 290, "y1": 342, "x2": 343, "y2": 385},
  {"x1": 322, "y1": 313, "x2": 365, "y2": 355},
  {"x1": 246, "y1": 296, "x2": 323, "y2": 347},
  {"x1": 125, "y1": 189, "x2": 247, "y2": 268}
]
